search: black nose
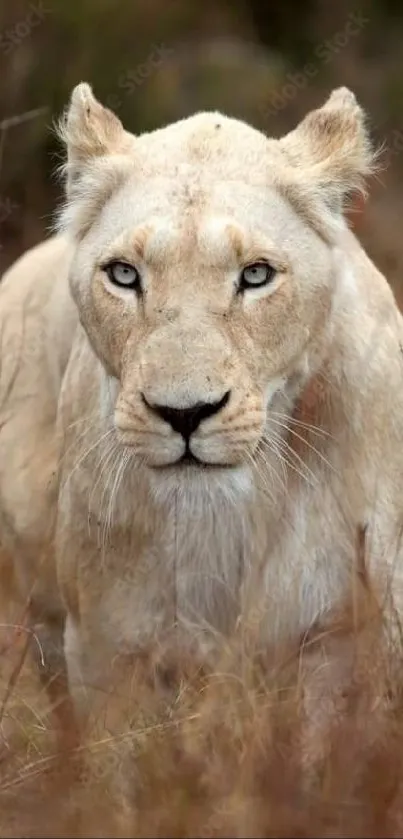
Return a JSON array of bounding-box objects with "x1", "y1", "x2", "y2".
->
[{"x1": 143, "y1": 391, "x2": 230, "y2": 439}]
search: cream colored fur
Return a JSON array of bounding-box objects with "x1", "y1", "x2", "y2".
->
[{"x1": 1, "y1": 84, "x2": 403, "y2": 722}]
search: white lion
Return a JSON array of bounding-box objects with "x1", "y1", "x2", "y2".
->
[{"x1": 0, "y1": 83, "x2": 402, "y2": 726}]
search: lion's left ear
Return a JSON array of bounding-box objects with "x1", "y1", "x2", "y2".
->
[{"x1": 279, "y1": 87, "x2": 376, "y2": 212}]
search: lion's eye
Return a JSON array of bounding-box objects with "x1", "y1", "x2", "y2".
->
[
  {"x1": 239, "y1": 262, "x2": 276, "y2": 291},
  {"x1": 104, "y1": 261, "x2": 140, "y2": 290}
]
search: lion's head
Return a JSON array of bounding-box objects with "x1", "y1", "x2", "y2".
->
[{"x1": 57, "y1": 84, "x2": 374, "y2": 493}]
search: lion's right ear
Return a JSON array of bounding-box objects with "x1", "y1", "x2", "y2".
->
[
  {"x1": 58, "y1": 82, "x2": 131, "y2": 192},
  {"x1": 56, "y1": 83, "x2": 134, "y2": 236}
]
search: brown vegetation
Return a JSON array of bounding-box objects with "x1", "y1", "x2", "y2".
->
[{"x1": 2, "y1": 538, "x2": 403, "y2": 837}]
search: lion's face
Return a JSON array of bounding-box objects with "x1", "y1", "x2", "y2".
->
[{"x1": 62, "y1": 84, "x2": 372, "y2": 488}]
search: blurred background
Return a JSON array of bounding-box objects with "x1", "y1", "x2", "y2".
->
[{"x1": 0, "y1": 0, "x2": 403, "y2": 301}]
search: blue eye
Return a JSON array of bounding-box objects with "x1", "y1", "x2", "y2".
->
[
  {"x1": 239, "y1": 262, "x2": 276, "y2": 290},
  {"x1": 104, "y1": 261, "x2": 140, "y2": 290}
]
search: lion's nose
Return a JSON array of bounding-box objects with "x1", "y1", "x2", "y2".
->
[{"x1": 142, "y1": 391, "x2": 230, "y2": 439}]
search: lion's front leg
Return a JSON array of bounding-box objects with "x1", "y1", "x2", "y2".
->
[
  {"x1": 28, "y1": 601, "x2": 80, "y2": 754},
  {"x1": 57, "y1": 526, "x2": 177, "y2": 733}
]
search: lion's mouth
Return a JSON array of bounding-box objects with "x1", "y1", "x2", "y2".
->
[{"x1": 151, "y1": 449, "x2": 234, "y2": 471}]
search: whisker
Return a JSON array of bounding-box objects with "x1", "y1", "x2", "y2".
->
[
  {"x1": 60, "y1": 420, "x2": 101, "y2": 467},
  {"x1": 268, "y1": 410, "x2": 332, "y2": 440},
  {"x1": 99, "y1": 445, "x2": 122, "y2": 555},
  {"x1": 104, "y1": 449, "x2": 131, "y2": 549},
  {"x1": 250, "y1": 442, "x2": 305, "y2": 543},
  {"x1": 65, "y1": 411, "x2": 114, "y2": 434},
  {"x1": 265, "y1": 431, "x2": 318, "y2": 486},
  {"x1": 61, "y1": 427, "x2": 116, "y2": 490},
  {"x1": 260, "y1": 433, "x2": 318, "y2": 488},
  {"x1": 87, "y1": 438, "x2": 122, "y2": 538},
  {"x1": 244, "y1": 447, "x2": 280, "y2": 505},
  {"x1": 61, "y1": 411, "x2": 116, "y2": 467},
  {"x1": 267, "y1": 416, "x2": 336, "y2": 474}
]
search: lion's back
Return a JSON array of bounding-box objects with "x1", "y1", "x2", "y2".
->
[{"x1": 0, "y1": 234, "x2": 78, "y2": 584}]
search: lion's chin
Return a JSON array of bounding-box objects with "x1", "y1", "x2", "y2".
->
[{"x1": 146, "y1": 460, "x2": 253, "y2": 506}]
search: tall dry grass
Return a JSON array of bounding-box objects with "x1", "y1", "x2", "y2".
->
[{"x1": 2, "y1": 536, "x2": 403, "y2": 838}]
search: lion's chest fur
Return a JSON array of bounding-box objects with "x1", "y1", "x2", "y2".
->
[
  {"x1": 59, "y1": 463, "x2": 254, "y2": 653},
  {"x1": 59, "y1": 439, "x2": 361, "y2": 661}
]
